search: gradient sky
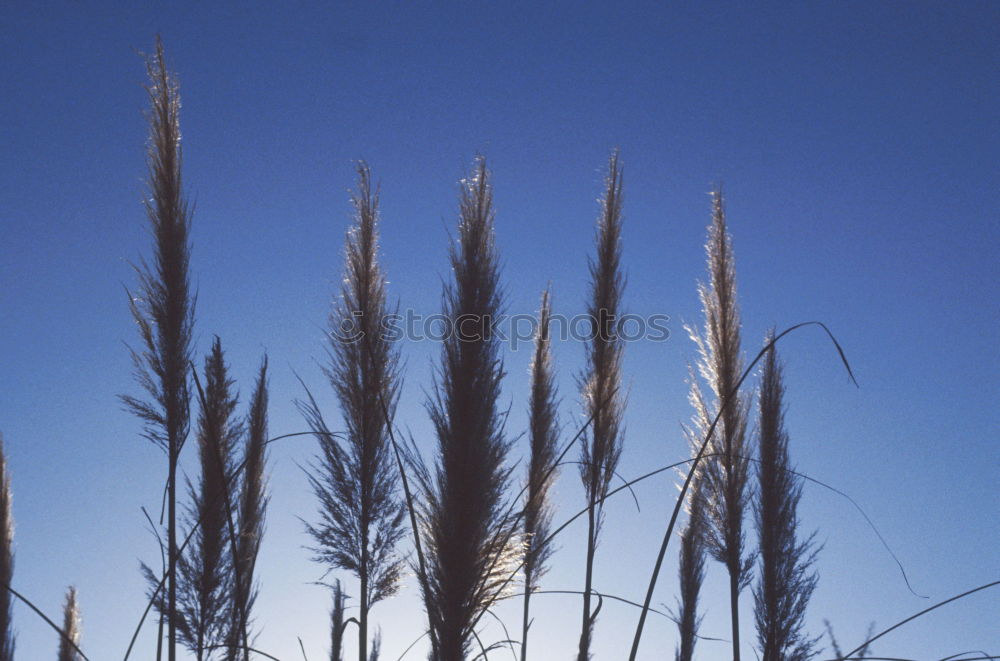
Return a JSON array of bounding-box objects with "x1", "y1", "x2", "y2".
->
[{"x1": 1, "y1": 2, "x2": 998, "y2": 660}]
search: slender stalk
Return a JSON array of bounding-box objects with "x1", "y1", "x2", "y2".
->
[
  {"x1": 168, "y1": 458, "x2": 176, "y2": 661},
  {"x1": 0, "y1": 435, "x2": 13, "y2": 661},
  {"x1": 520, "y1": 591, "x2": 530, "y2": 661},
  {"x1": 844, "y1": 581, "x2": 999, "y2": 659},
  {"x1": 577, "y1": 151, "x2": 626, "y2": 661},
  {"x1": 730, "y1": 572, "x2": 741, "y2": 659},
  {"x1": 360, "y1": 570, "x2": 368, "y2": 661},
  {"x1": 120, "y1": 36, "x2": 194, "y2": 661},
  {"x1": 579, "y1": 506, "x2": 597, "y2": 661}
]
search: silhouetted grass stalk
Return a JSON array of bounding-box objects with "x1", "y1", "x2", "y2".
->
[
  {"x1": 688, "y1": 189, "x2": 752, "y2": 661},
  {"x1": 173, "y1": 339, "x2": 241, "y2": 660},
  {"x1": 754, "y1": 336, "x2": 819, "y2": 661},
  {"x1": 0, "y1": 436, "x2": 12, "y2": 661},
  {"x1": 120, "y1": 36, "x2": 194, "y2": 661},
  {"x1": 520, "y1": 288, "x2": 560, "y2": 661},
  {"x1": 416, "y1": 158, "x2": 517, "y2": 661},
  {"x1": 228, "y1": 357, "x2": 270, "y2": 661},
  {"x1": 301, "y1": 162, "x2": 406, "y2": 661},
  {"x1": 673, "y1": 469, "x2": 706, "y2": 661},
  {"x1": 577, "y1": 152, "x2": 626, "y2": 661}
]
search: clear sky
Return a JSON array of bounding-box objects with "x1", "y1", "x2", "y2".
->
[{"x1": 1, "y1": 2, "x2": 998, "y2": 660}]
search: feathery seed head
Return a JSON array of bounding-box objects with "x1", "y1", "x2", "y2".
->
[
  {"x1": 418, "y1": 157, "x2": 517, "y2": 661},
  {"x1": 57, "y1": 586, "x2": 82, "y2": 661}
]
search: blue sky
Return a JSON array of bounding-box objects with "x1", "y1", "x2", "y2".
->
[{"x1": 1, "y1": 1, "x2": 998, "y2": 659}]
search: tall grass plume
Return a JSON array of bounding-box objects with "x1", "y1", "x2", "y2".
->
[
  {"x1": 577, "y1": 152, "x2": 626, "y2": 661},
  {"x1": 520, "y1": 287, "x2": 560, "y2": 661},
  {"x1": 227, "y1": 356, "x2": 270, "y2": 660},
  {"x1": 301, "y1": 162, "x2": 406, "y2": 661},
  {"x1": 120, "y1": 37, "x2": 194, "y2": 661},
  {"x1": 754, "y1": 337, "x2": 819, "y2": 661},
  {"x1": 686, "y1": 189, "x2": 753, "y2": 661},
  {"x1": 173, "y1": 338, "x2": 241, "y2": 660},
  {"x1": 414, "y1": 157, "x2": 517, "y2": 661}
]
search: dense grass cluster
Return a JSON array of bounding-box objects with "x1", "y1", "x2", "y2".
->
[{"x1": 1, "y1": 37, "x2": 996, "y2": 661}]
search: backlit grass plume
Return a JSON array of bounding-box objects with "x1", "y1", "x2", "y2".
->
[
  {"x1": 227, "y1": 356, "x2": 270, "y2": 661},
  {"x1": 120, "y1": 37, "x2": 194, "y2": 661},
  {"x1": 521, "y1": 287, "x2": 560, "y2": 661},
  {"x1": 754, "y1": 337, "x2": 819, "y2": 661},
  {"x1": 686, "y1": 189, "x2": 753, "y2": 661},
  {"x1": 577, "y1": 151, "x2": 626, "y2": 661},
  {"x1": 301, "y1": 162, "x2": 406, "y2": 661},
  {"x1": 57, "y1": 586, "x2": 81, "y2": 661},
  {"x1": 0, "y1": 435, "x2": 13, "y2": 661},
  {"x1": 175, "y1": 338, "x2": 242, "y2": 660},
  {"x1": 415, "y1": 157, "x2": 517, "y2": 661}
]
